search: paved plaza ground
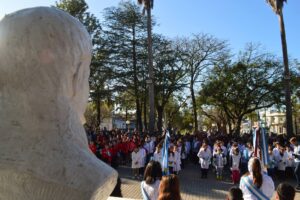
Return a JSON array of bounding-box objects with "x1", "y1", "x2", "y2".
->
[{"x1": 116, "y1": 162, "x2": 300, "y2": 200}]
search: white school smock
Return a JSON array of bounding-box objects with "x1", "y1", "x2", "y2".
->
[
  {"x1": 286, "y1": 150, "x2": 295, "y2": 167},
  {"x1": 139, "y1": 148, "x2": 147, "y2": 168},
  {"x1": 153, "y1": 150, "x2": 163, "y2": 167},
  {"x1": 168, "y1": 153, "x2": 176, "y2": 168},
  {"x1": 231, "y1": 153, "x2": 241, "y2": 170},
  {"x1": 197, "y1": 147, "x2": 212, "y2": 169},
  {"x1": 141, "y1": 180, "x2": 160, "y2": 200},
  {"x1": 294, "y1": 145, "x2": 300, "y2": 163},
  {"x1": 239, "y1": 174, "x2": 275, "y2": 200},
  {"x1": 213, "y1": 153, "x2": 224, "y2": 168},
  {"x1": 174, "y1": 151, "x2": 181, "y2": 172},
  {"x1": 275, "y1": 152, "x2": 288, "y2": 171},
  {"x1": 132, "y1": 151, "x2": 142, "y2": 169}
]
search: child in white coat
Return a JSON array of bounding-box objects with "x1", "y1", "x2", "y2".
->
[
  {"x1": 132, "y1": 146, "x2": 142, "y2": 179},
  {"x1": 213, "y1": 147, "x2": 226, "y2": 180},
  {"x1": 197, "y1": 142, "x2": 212, "y2": 179},
  {"x1": 275, "y1": 146, "x2": 288, "y2": 181},
  {"x1": 173, "y1": 145, "x2": 181, "y2": 174},
  {"x1": 230, "y1": 146, "x2": 241, "y2": 184}
]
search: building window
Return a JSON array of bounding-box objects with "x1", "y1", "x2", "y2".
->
[
  {"x1": 280, "y1": 117, "x2": 284, "y2": 122},
  {"x1": 271, "y1": 117, "x2": 275, "y2": 123}
]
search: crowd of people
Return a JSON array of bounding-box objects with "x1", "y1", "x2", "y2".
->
[{"x1": 85, "y1": 125, "x2": 300, "y2": 200}]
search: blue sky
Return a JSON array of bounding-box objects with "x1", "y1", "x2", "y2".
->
[{"x1": 1, "y1": 0, "x2": 299, "y2": 59}]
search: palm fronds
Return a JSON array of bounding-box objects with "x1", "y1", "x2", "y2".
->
[
  {"x1": 266, "y1": 0, "x2": 287, "y2": 14},
  {"x1": 137, "y1": 0, "x2": 154, "y2": 10}
]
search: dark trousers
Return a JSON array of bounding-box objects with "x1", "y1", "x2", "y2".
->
[
  {"x1": 278, "y1": 170, "x2": 285, "y2": 181},
  {"x1": 201, "y1": 168, "x2": 208, "y2": 178},
  {"x1": 267, "y1": 168, "x2": 274, "y2": 178},
  {"x1": 240, "y1": 162, "x2": 248, "y2": 176},
  {"x1": 181, "y1": 158, "x2": 186, "y2": 169},
  {"x1": 139, "y1": 167, "x2": 144, "y2": 177},
  {"x1": 169, "y1": 167, "x2": 174, "y2": 174},
  {"x1": 295, "y1": 162, "x2": 300, "y2": 186}
]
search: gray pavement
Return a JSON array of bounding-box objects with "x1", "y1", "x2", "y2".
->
[{"x1": 116, "y1": 162, "x2": 300, "y2": 200}]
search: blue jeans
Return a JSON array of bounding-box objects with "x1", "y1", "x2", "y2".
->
[{"x1": 295, "y1": 162, "x2": 300, "y2": 186}]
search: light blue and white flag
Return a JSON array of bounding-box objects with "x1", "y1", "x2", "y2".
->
[
  {"x1": 162, "y1": 130, "x2": 170, "y2": 175},
  {"x1": 253, "y1": 126, "x2": 269, "y2": 166},
  {"x1": 261, "y1": 127, "x2": 269, "y2": 166}
]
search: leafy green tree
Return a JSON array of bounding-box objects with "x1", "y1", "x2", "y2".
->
[
  {"x1": 199, "y1": 44, "x2": 283, "y2": 135},
  {"x1": 151, "y1": 35, "x2": 187, "y2": 132},
  {"x1": 176, "y1": 34, "x2": 229, "y2": 131},
  {"x1": 103, "y1": 1, "x2": 148, "y2": 131},
  {"x1": 265, "y1": 0, "x2": 293, "y2": 137}
]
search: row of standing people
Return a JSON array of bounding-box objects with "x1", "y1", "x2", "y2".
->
[{"x1": 197, "y1": 136, "x2": 300, "y2": 189}]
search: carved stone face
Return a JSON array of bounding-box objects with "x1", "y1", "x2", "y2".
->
[{"x1": 0, "y1": 7, "x2": 117, "y2": 200}]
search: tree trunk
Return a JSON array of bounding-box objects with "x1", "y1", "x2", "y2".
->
[
  {"x1": 96, "y1": 91, "x2": 101, "y2": 127},
  {"x1": 233, "y1": 117, "x2": 243, "y2": 136},
  {"x1": 143, "y1": 94, "x2": 148, "y2": 131},
  {"x1": 156, "y1": 105, "x2": 163, "y2": 134},
  {"x1": 146, "y1": 6, "x2": 155, "y2": 135},
  {"x1": 294, "y1": 114, "x2": 298, "y2": 135},
  {"x1": 132, "y1": 25, "x2": 143, "y2": 132},
  {"x1": 190, "y1": 83, "x2": 198, "y2": 130},
  {"x1": 278, "y1": 10, "x2": 293, "y2": 138},
  {"x1": 228, "y1": 119, "x2": 233, "y2": 135}
]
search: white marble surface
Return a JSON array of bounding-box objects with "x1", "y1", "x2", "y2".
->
[{"x1": 0, "y1": 7, "x2": 117, "y2": 200}]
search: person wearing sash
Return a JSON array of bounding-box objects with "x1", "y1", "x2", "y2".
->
[
  {"x1": 141, "y1": 161, "x2": 162, "y2": 200},
  {"x1": 239, "y1": 157, "x2": 274, "y2": 200}
]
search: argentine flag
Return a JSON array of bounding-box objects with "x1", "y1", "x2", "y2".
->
[
  {"x1": 162, "y1": 130, "x2": 170, "y2": 175},
  {"x1": 253, "y1": 126, "x2": 269, "y2": 167}
]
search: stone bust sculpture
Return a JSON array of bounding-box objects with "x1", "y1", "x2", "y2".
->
[{"x1": 0, "y1": 7, "x2": 117, "y2": 200}]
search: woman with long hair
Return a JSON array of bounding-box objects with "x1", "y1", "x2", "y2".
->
[
  {"x1": 239, "y1": 157, "x2": 274, "y2": 200},
  {"x1": 141, "y1": 161, "x2": 162, "y2": 200},
  {"x1": 158, "y1": 174, "x2": 181, "y2": 200}
]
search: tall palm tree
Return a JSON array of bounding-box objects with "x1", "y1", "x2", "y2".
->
[
  {"x1": 138, "y1": 0, "x2": 155, "y2": 134},
  {"x1": 266, "y1": 0, "x2": 293, "y2": 137}
]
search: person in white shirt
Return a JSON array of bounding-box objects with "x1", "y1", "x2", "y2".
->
[
  {"x1": 286, "y1": 146, "x2": 295, "y2": 178},
  {"x1": 185, "y1": 139, "x2": 191, "y2": 157},
  {"x1": 290, "y1": 137, "x2": 300, "y2": 190},
  {"x1": 197, "y1": 142, "x2": 212, "y2": 178},
  {"x1": 267, "y1": 145, "x2": 276, "y2": 178},
  {"x1": 213, "y1": 147, "x2": 225, "y2": 180},
  {"x1": 241, "y1": 142, "x2": 253, "y2": 175},
  {"x1": 141, "y1": 161, "x2": 162, "y2": 200},
  {"x1": 275, "y1": 146, "x2": 288, "y2": 181},
  {"x1": 173, "y1": 145, "x2": 181, "y2": 175},
  {"x1": 230, "y1": 146, "x2": 241, "y2": 184},
  {"x1": 168, "y1": 147, "x2": 176, "y2": 174},
  {"x1": 132, "y1": 146, "x2": 142, "y2": 179},
  {"x1": 153, "y1": 143, "x2": 163, "y2": 167},
  {"x1": 220, "y1": 141, "x2": 228, "y2": 157},
  {"x1": 240, "y1": 157, "x2": 275, "y2": 200},
  {"x1": 272, "y1": 142, "x2": 280, "y2": 168},
  {"x1": 139, "y1": 142, "x2": 147, "y2": 179}
]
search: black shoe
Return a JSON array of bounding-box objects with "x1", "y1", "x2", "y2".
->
[{"x1": 296, "y1": 186, "x2": 300, "y2": 191}]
